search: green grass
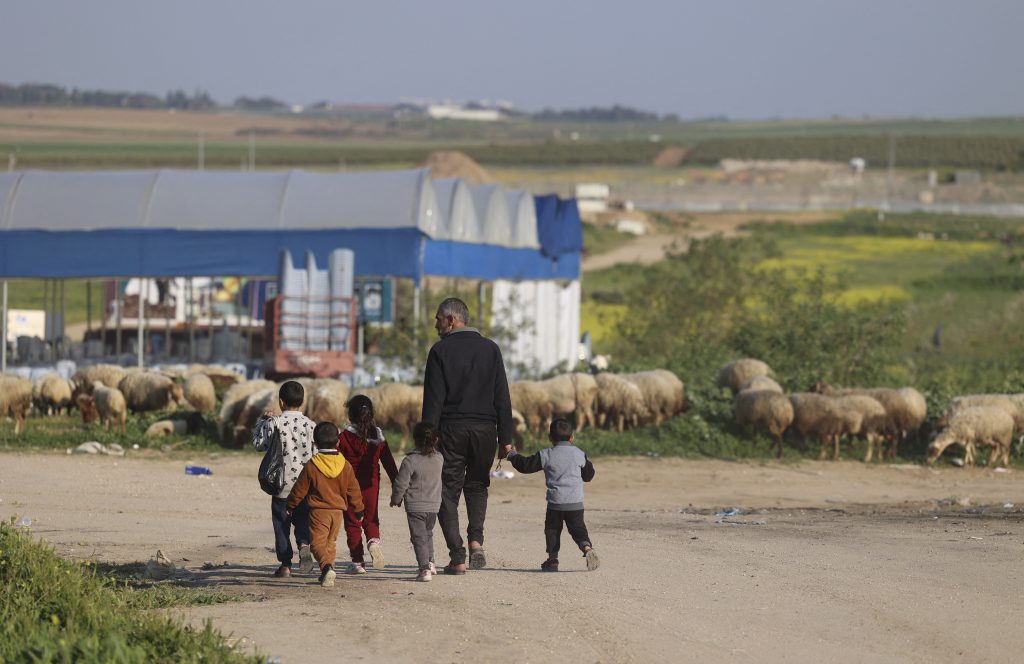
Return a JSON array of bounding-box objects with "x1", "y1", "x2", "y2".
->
[
  {"x1": 0, "y1": 412, "x2": 223, "y2": 452},
  {"x1": 0, "y1": 519, "x2": 260, "y2": 663},
  {"x1": 581, "y1": 222, "x2": 637, "y2": 257}
]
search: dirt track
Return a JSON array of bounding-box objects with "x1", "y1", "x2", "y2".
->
[{"x1": 3, "y1": 452, "x2": 1023, "y2": 663}]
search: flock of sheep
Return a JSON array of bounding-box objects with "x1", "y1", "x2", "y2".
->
[
  {"x1": 1, "y1": 358, "x2": 1020, "y2": 467},
  {"x1": 722, "y1": 358, "x2": 1024, "y2": 467}
]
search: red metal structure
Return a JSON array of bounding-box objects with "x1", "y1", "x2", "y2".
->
[{"x1": 264, "y1": 294, "x2": 356, "y2": 378}]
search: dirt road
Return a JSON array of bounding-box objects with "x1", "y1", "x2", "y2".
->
[
  {"x1": 3, "y1": 452, "x2": 1023, "y2": 663},
  {"x1": 581, "y1": 211, "x2": 838, "y2": 272}
]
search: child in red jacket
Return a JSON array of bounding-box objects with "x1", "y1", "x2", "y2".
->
[{"x1": 337, "y1": 394, "x2": 399, "y2": 574}]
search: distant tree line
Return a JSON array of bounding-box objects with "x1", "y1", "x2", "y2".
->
[
  {"x1": 532, "y1": 105, "x2": 679, "y2": 122},
  {"x1": 0, "y1": 82, "x2": 217, "y2": 110}
]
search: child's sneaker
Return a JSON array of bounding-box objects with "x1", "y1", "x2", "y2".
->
[
  {"x1": 584, "y1": 548, "x2": 600, "y2": 571},
  {"x1": 540, "y1": 559, "x2": 559, "y2": 572},
  {"x1": 367, "y1": 540, "x2": 385, "y2": 569},
  {"x1": 298, "y1": 544, "x2": 313, "y2": 574},
  {"x1": 428, "y1": 561, "x2": 437, "y2": 575},
  {"x1": 416, "y1": 566, "x2": 432, "y2": 582},
  {"x1": 347, "y1": 562, "x2": 367, "y2": 575},
  {"x1": 320, "y1": 565, "x2": 336, "y2": 587}
]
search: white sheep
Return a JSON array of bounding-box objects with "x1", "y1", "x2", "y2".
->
[
  {"x1": 183, "y1": 373, "x2": 217, "y2": 413},
  {"x1": 118, "y1": 372, "x2": 184, "y2": 414},
  {"x1": 830, "y1": 394, "x2": 888, "y2": 462},
  {"x1": 739, "y1": 376, "x2": 783, "y2": 395},
  {"x1": 72, "y1": 364, "x2": 128, "y2": 396},
  {"x1": 927, "y1": 406, "x2": 1014, "y2": 468},
  {"x1": 621, "y1": 371, "x2": 680, "y2": 426},
  {"x1": 305, "y1": 379, "x2": 351, "y2": 425},
  {"x1": 91, "y1": 380, "x2": 127, "y2": 433},
  {"x1": 717, "y1": 359, "x2": 772, "y2": 395},
  {"x1": 734, "y1": 388, "x2": 794, "y2": 458},
  {"x1": 509, "y1": 380, "x2": 554, "y2": 435},
  {"x1": 594, "y1": 372, "x2": 649, "y2": 432},
  {"x1": 218, "y1": 379, "x2": 276, "y2": 441},
  {"x1": 33, "y1": 374, "x2": 75, "y2": 416},
  {"x1": 0, "y1": 374, "x2": 33, "y2": 435},
  {"x1": 788, "y1": 392, "x2": 846, "y2": 459},
  {"x1": 357, "y1": 382, "x2": 423, "y2": 452}
]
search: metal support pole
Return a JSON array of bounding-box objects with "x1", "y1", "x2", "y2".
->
[
  {"x1": 412, "y1": 282, "x2": 421, "y2": 347},
  {"x1": 187, "y1": 278, "x2": 195, "y2": 363},
  {"x1": 86, "y1": 280, "x2": 92, "y2": 334},
  {"x1": 137, "y1": 278, "x2": 145, "y2": 368},
  {"x1": 1, "y1": 280, "x2": 7, "y2": 373},
  {"x1": 115, "y1": 279, "x2": 123, "y2": 358},
  {"x1": 478, "y1": 280, "x2": 486, "y2": 327},
  {"x1": 59, "y1": 279, "x2": 65, "y2": 341}
]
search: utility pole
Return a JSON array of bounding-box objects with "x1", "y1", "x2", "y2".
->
[
  {"x1": 198, "y1": 132, "x2": 205, "y2": 170},
  {"x1": 248, "y1": 130, "x2": 256, "y2": 172},
  {"x1": 1, "y1": 280, "x2": 7, "y2": 372}
]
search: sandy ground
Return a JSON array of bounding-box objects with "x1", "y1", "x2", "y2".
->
[
  {"x1": 3, "y1": 452, "x2": 1024, "y2": 662},
  {"x1": 582, "y1": 211, "x2": 837, "y2": 272}
]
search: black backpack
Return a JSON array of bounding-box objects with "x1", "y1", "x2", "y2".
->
[{"x1": 257, "y1": 421, "x2": 286, "y2": 496}]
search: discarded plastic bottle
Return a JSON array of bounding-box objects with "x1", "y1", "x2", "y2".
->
[{"x1": 185, "y1": 465, "x2": 213, "y2": 476}]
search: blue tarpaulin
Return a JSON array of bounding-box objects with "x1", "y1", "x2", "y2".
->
[{"x1": 534, "y1": 195, "x2": 582, "y2": 259}]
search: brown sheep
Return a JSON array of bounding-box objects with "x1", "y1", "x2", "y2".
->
[{"x1": 734, "y1": 388, "x2": 794, "y2": 458}]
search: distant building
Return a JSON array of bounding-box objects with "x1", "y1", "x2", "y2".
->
[
  {"x1": 426, "y1": 104, "x2": 504, "y2": 122},
  {"x1": 575, "y1": 183, "x2": 610, "y2": 213}
]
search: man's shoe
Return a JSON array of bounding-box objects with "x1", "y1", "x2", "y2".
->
[
  {"x1": 320, "y1": 565, "x2": 336, "y2": 587},
  {"x1": 442, "y1": 562, "x2": 466, "y2": 575},
  {"x1": 540, "y1": 559, "x2": 559, "y2": 572},
  {"x1": 347, "y1": 562, "x2": 367, "y2": 575},
  {"x1": 273, "y1": 564, "x2": 292, "y2": 578},
  {"x1": 298, "y1": 544, "x2": 314, "y2": 574},
  {"x1": 468, "y1": 546, "x2": 486, "y2": 570},
  {"x1": 585, "y1": 548, "x2": 600, "y2": 571},
  {"x1": 368, "y1": 540, "x2": 385, "y2": 569}
]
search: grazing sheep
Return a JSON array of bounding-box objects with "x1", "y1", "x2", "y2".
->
[
  {"x1": 186, "y1": 365, "x2": 244, "y2": 396},
  {"x1": 739, "y1": 376, "x2": 783, "y2": 395},
  {"x1": 509, "y1": 380, "x2": 554, "y2": 435},
  {"x1": 734, "y1": 389, "x2": 794, "y2": 458},
  {"x1": 183, "y1": 373, "x2": 217, "y2": 413},
  {"x1": 0, "y1": 374, "x2": 33, "y2": 435},
  {"x1": 72, "y1": 364, "x2": 128, "y2": 395},
  {"x1": 305, "y1": 379, "x2": 351, "y2": 425},
  {"x1": 651, "y1": 369, "x2": 686, "y2": 416},
  {"x1": 830, "y1": 395, "x2": 888, "y2": 462},
  {"x1": 622, "y1": 371, "x2": 678, "y2": 426},
  {"x1": 33, "y1": 374, "x2": 75, "y2": 415},
  {"x1": 946, "y1": 394, "x2": 1024, "y2": 432},
  {"x1": 146, "y1": 413, "x2": 206, "y2": 437},
  {"x1": 594, "y1": 372, "x2": 649, "y2": 432},
  {"x1": 356, "y1": 382, "x2": 422, "y2": 452},
  {"x1": 535, "y1": 373, "x2": 600, "y2": 430},
  {"x1": 788, "y1": 393, "x2": 846, "y2": 459},
  {"x1": 217, "y1": 379, "x2": 276, "y2": 442},
  {"x1": 510, "y1": 408, "x2": 527, "y2": 448},
  {"x1": 927, "y1": 406, "x2": 1014, "y2": 468},
  {"x1": 232, "y1": 387, "x2": 280, "y2": 447},
  {"x1": 118, "y1": 372, "x2": 184, "y2": 414},
  {"x1": 76, "y1": 393, "x2": 99, "y2": 424},
  {"x1": 813, "y1": 383, "x2": 924, "y2": 458},
  {"x1": 91, "y1": 381, "x2": 127, "y2": 432},
  {"x1": 716, "y1": 359, "x2": 772, "y2": 395}
]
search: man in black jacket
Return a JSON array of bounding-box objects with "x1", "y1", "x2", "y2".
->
[{"x1": 422, "y1": 297, "x2": 514, "y2": 574}]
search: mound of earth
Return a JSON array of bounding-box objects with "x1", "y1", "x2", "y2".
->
[
  {"x1": 422, "y1": 151, "x2": 493, "y2": 184},
  {"x1": 653, "y1": 145, "x2": 690, "y2": 167}
]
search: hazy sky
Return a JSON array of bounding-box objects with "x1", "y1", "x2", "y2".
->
[{"x1": 1, "y1": 0, "x2": 1020, "y2": 119}]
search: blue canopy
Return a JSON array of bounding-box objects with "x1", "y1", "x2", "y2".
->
[
  {"x1": 534, "y1": 195, "x2": 582, "y2": 259},
  {"x1": 0, "y1": 170, "x2": 581, "y2": 282}
]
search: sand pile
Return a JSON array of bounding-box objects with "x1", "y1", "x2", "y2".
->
[
  {"x1": 422, "y1": 151, "x2": 493, "y2": 184},
  {"x1": 653, "y1": 146, "x2": 690, "y2": 167}
]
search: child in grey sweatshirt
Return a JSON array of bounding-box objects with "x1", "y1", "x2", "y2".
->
[
  {"x1": 507, "y1": 418, "x2": 599, "y2": 572},
  {"x1": 390, "y1": 422, "x2": 444, "y2": 582}
]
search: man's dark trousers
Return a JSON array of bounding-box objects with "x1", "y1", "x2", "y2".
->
[{"x1": 438, "y1": 422, "x2": 497, "y2": 564}]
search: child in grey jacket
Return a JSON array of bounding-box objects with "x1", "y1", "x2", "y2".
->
[
  {"x1": 507, "y1": 418, "x2": 599, "y2": 572},
  {"x1": 390, "y1": 422, "x2": 444, "y2": 582}
]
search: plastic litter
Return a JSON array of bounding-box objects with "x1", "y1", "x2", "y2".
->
[
  {"x1": 16, "y1": 516, "x2": 32, "y2": 528},
  {"x1": 1004, "y1": 503, "x2": 1014, "y2": 509},
  {"x1": 71, "y1": 442, "x2": 125, "y2": 456},
  {"x1": 965, "y1": 507, "x2": 986, "y2": 514},
  {"x1": 993, "y1": 467, "x2": 1009, "y2": 473},
  {"x1": 489, "y1": 470, "x2": 515, "y2": 479},
  {"x1": 715, "y1": 507, "x2": 741, "y2": 517},
  {"x1": 716, "y1": 519, "x2": 766, "y2": 526},
  {"x1": 185, "y1": 465, "x2": 213, "y2": 476},
  {"x1": 950, "y1": 458, "x2": 964, "y2": 467}
]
